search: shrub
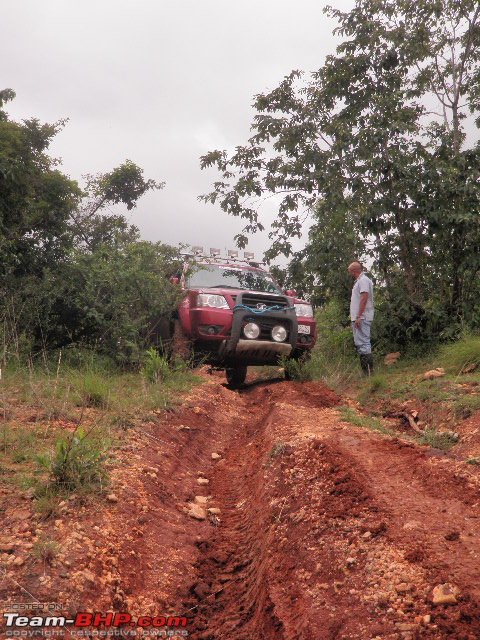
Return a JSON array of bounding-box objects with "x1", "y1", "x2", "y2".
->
[
  {"x1": 32, "y1": 535, "x2": 60, "y2": 564},
  {"x1": 35, "y1": 426, "x2": 108, "y2": 492},
  {"x1": 141, "y1": 348, "x2": 170, "y2": 383}
]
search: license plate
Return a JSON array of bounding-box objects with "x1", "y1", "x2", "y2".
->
[{"x1": 298, "y1": 324, "x2": 310, "y2": 335}]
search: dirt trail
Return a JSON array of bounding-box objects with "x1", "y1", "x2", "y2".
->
[
  {"x1": 175, "y1": 376, "x2": 480, "y2": 640},
  {"x1": 2, "y1": 373, "x2": 480, "y2": 640}
]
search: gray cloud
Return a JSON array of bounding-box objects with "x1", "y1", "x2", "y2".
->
[{"x1": 3, "y1": 0, "x2": 353, "y2": 261}]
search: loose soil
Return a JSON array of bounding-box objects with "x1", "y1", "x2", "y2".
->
[{"x1": 1, "y1": 372, "x2": 480, "y2": 639}]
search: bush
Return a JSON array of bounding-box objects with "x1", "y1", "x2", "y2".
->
[
  {"x1": 141, "y1": 348, "x2": 171, "y2": 383},
  {"x1": 35, "y1": 426, "x2": 108, "y2": 492}
]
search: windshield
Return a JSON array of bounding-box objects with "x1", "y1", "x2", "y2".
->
[{"x1": 188, "y1": 264, "x2": 283, "y2": 294}]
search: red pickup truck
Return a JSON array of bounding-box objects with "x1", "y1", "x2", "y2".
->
[{"x1": 170, "y1": 251, "x2": 317, "y2": 386}]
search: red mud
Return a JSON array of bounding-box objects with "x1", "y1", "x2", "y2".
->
[{"x1": 1, "y1": 375, "x2": 480, "y2": 640}]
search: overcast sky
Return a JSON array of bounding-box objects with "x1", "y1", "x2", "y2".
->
[{"x1": 3, "y1": 0, "x2": 353, "y2": 263}]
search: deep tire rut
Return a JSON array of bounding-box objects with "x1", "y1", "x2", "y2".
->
[{"x1": 180, "y1": 378, "x2": 480, "y2": 640}]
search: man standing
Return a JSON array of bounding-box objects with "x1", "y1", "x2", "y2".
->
[{"x1": 348, "y1": 262, "x2": 374, "y2": 375}]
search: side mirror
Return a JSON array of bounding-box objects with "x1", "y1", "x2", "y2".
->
[{"x1": 286, "y1": 289, "x2": 297, "y2": 297}]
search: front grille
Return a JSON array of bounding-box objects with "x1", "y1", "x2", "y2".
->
[{"x1": 240, "y1": 293, "x2": 289, "y2": 310}]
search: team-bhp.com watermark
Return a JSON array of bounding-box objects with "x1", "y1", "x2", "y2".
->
[{"x1": 2, "y1": 605, "x2": 189, "y2": 637}]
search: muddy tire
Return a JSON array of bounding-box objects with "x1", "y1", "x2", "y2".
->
[
  {"x1": 171, "y1": 319, "x2": 191, "y2": 363},
  {"x1": 225, "y1": 366, "x2": 247, "y2": 388}
]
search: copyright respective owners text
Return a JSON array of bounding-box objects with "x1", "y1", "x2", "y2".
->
[{"x1": 1, "y1": 604, "x2": 189, "y2": 638}]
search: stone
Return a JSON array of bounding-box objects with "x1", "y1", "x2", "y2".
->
[
  {"x1": 384, "y1": 352, "x2": 401, "y2": 365},
  {"x1": 395, "y1": 583, "x2": 412, "y2": 594},
  {"x1": 193, "y1": 581, "x2": 210, "y2": 600},
  {"x1": 0, "y1": 541, "x2": 14, "y2": 554},
  {"x1": 194, "y1": 496, "x2": 209, "y2": 506},
  {"x1": 211, "y1": 453, "x2": 221, "y2": 460},
  {"x1": 197, "y1": 478, "x2": 210, "y2": 486},
  {"x1": 187, "y1": 504, "x2": 206, "y2": 521},
  {"x1": 432, "y1": 583, "x2": 459, "y2": 605},
  {"x1": 82, "y1": 570, "x2": 96, "y2": 585},
  {"x1": 207, "y1": 508, "x2": 221, "y2": 515},
  {"x1": 13, "y1": 556, "x2": 25, "y2": 566},
  {"x1": 106, "y1": 494, "x2": 118, "y2": 503},
  {"x1": 422, "y1": 368, "x2": 445, "y2": 380}
]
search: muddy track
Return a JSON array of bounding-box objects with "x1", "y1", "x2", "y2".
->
[
  {"x1": 173, "y1": 377, "x2": 480, "y2": 640},
  {"x1": 3, "y1": 374, "x2": 479, "y2": 640}
]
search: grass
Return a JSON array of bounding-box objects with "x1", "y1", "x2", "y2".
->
[
  {"x1": 31, "y1": 534, "x2": 60, "y2": 564},
  {"x1": 337, "y1": 405, "x2": 396, "y2": 436},
  {"x1": 0, "y1": 349, "x2": 201, "y2": 506},
  {"x1": 435, "y1": 335, "x2": 480, "y2": 375},
  {"x1": 414, "y1": 428, "x2": 459, "y2": 450}
]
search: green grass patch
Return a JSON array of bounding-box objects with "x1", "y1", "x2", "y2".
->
[
  {"x1": 414, "y1": 428, "x2": 458, "y2": 450},
  {"x1": 465, "y1": 456, "x2": 480, "y2": 465},
  {"x1": 337, "y1": 405, "x2": 396, "y2": 435},
  {"x1": 451, "y1": 394, "x2": 480, "y2": 420},
  {"x1": 435, "y1": 335, "x2": 480, "y2": 375},
  {"x1": 31, "y1": 534, "x2": 60, "y2": 564},
  {"x1": 35, "y1": 425, "x2": 109, "y2": 492}
]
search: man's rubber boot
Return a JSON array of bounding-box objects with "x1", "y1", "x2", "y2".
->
[{"x1": 360, "y1": 354, "x2": 374, "y2": 376}]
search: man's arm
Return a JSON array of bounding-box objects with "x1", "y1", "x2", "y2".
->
[{"x1": 355, "y1": 292, "x2": 368, "y2": 327}]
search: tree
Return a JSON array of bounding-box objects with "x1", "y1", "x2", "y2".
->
[
  {"x1": 47, "y1": 229, "x2": 183, "y2": 363},
  {"x1": 0, "y1": 90, "x2": 176, "y2": 362},
  {"x1": 201, "y1": 0, "x2": 480, "y2": 343},
  {"x1": 72, "y1": 161, "x2": 164, "y2": 249},
  {"x1": 0, "y1": 89, "x2": 81, "y2": 278}
]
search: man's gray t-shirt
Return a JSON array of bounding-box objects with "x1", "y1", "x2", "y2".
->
[{"x1": 350, "y1": 272, "x2": 374, "y2": 321}]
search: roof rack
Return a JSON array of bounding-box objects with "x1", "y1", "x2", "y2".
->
[{"x1": 180, "y1": 247, "x2": 265, "y2": 267}]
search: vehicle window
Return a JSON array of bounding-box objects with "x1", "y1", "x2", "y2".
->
[{"x1": 187, "y1": 264, "x2": 282, "y2": 294}]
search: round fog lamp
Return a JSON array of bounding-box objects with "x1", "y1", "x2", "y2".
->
[
  {"x1": 271, "y1": 325, "x2": 287, "y2": 343},
  {"x1": 243, "y1": 322, "x2": 260, "y2": 339}
]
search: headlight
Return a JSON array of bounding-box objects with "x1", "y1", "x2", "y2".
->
[
  {"x1": 197, "y1": 294, "x2": 229, "y2": 309},
  {"x1": 243, "y1": 322, "x2": 260, "y2": 339},
  {"x1": 294, "y1": 303, "x2": 313, "y2": 318},
  {"x1": 271, "y1": 325, "x2": 287, "y2": 343}
]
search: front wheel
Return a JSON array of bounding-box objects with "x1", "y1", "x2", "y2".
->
[{"x1": 225, "y1": 366, "x2": 247, "y2": 388}]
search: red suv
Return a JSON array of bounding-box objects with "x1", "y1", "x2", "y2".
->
[{"x1": 171, "y1": 250, "x2": 317, "y2": 386}]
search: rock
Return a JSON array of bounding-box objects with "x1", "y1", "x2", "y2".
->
[
  {"x1": 211, "y1": 453, "x2": 221, "y2": 460},
  {"x1": 211, "y1": 551, "x2": 229, "y2": 565},
  {"x1": 395, "y1": 583, "x2": 412, "y2": 594},
  {"x1": 444, "y1": 530, "x2": 460, "y2": 541},
  {"x1": 187, "y1": 504, "x2": 207, "y2": 521},
  {"x1": 0, "y1": 541, "x2": 14, "y2": 554},
  {"x1": 384, "y1": 352, "x2": 401, "y2": 365},
  {"x1": 432, "y1": 583, "x2": 459, "y2": 605},
  {"x1": 207, "y1": 508, "x2": 221, "y2": 515},
  {"x1": 82, "y1": 570, "x2": 96, "y2": 585},
  {"x1": 194, "y1": 496, "x2": 209, "y2": 506},
  {"x1": 197, "y1": 478, "x2": 210, "y2": 486},
  {"x1": 106, "y1": 494, "x2": 118, "y2": 503},
  {"x1": 422, "y1": 368, "x2": 445, "y2": 380},
  {"x1": 11, "y1": 509, "x2": 30, "y2": 521},
  {"x1": 13, "y1": 556, "x2": 25, "y2": 566},
  {"x1": 423, "y1": 615, "x2": 431, "y2": 624},
  {"x1": 396, "y1": 623, "x2": 417, "y2": 632},
  {"x1": 362, "y1": 531, "x2": 372, "y2": 540}
]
